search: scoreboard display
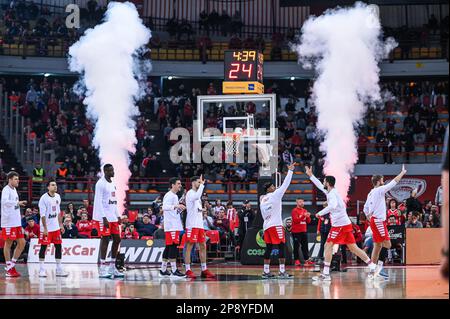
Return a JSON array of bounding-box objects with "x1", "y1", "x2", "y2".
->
[
  {"x1": 223, "y1": 50, "x2": 264, "y2": 94},
  {"x1": 224, "y1": 50, "x2": 263, "y2": 82}
]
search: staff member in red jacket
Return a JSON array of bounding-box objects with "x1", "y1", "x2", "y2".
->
[{"x1": 291, "y1": 198, "x2": 314, "y2": 266}]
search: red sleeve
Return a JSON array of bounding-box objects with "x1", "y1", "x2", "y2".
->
[
  {"x1": 317, "y1": 218, "x2": 322, "y2": 233},
  {"x1": 305, "y1": 211, "x2": 311, "y2": 224},
  {"x1": 291, "y1": 208, "x2": 301, "y2": 224},
  {"x1": 234, "y1": 213, "x2": 239, "y2": 228},
  {"x1": 133, "y1": 231, "x2": 139, "y2": 239}
]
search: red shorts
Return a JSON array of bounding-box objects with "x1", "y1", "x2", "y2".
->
[
  {"x1": 165, "y1": 231, "x2": 181, "y2": 245},
  {"x1": 92, "y1": 221, "x2": 120, "y2": 236},
  {"x1": 264, "y1": 226, "x2": 286, "y2": 245},
  {"x1": 186, "y1": 228, "x2": 206, "y2": 244},
  {"x1": 370, "y1": 217, "x2": 390, "y2": 243},
  {"x1": 39, "y1": 230, "x2": 62, "y2": 245},
  {"x1": 327, "y1": 224, "x2": 356, "y2": 245},
  {"x1": 1, "y1": 227, "x2": 24, "y2": 241}
]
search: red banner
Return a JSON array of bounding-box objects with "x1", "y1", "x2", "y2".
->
[{"x1": 350, "y1": 175, "x2": 442, "y2": 204}]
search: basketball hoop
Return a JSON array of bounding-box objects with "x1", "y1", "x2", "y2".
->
[{"x1": 223, "y1": 132, "x2": 242, "y2": 156}]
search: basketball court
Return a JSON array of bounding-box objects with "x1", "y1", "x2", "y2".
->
[
  {"x1": 0, "y1": 264, "x2": 447, "y2": 299},
  {"x1": 0, "y1": 0, "x2": 448, "y2": 312}
]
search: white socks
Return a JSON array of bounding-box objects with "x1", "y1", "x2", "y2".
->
[
  {"x1": 109, "y1": 258, "x2": 116, "y2": 270},
  {"x1": 100, "y1": 259, "x2": 107, "y2": 271},
  {"x1": 264, "y1": 264, "x2": 270, "y2": 273},
  {"x1": 279, "y1": 264, "x2": 285, "y2": 273},
  {"x1": 201, "y1": 263, "x2": 207, "y2": 271},
  {"x1": 185, "y1": 264, "x2": 191, "y2": 271},
  {"x1": 161, "y1": 261, "x2": 168, "y2": 272},
  {"x1": 323, "y1": 262, "x2": 331, "y2": 275},
  {"x1": 367, "y1": 260, "x2": 377, "y2": 271},
  {"x1": 170, "y1": 262, "x2": 177, "y2": 271}
]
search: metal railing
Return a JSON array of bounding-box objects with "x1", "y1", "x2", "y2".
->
[
  {"x1": 358, "y1": 143, "x2": 444, "y2": 164},
  {"x1": 0, "y1": 176, "x2": 316, "y2": 203},
  {"x1": 1, "y1": 39, "x2": 447, "y2": 61}
]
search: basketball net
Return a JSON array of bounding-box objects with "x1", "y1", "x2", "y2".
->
[{"x1": 223, "y1": 132, "x2": 242, "y2": 156}]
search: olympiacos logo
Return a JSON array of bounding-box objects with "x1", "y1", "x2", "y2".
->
[{"x1": 385, "y1": 178, "x2": 427, "y2": 202}]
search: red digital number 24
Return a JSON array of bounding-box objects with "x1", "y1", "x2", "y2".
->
[
  {"x1": 242, "y1": 64, "x2": 253, "y2": 78},
  {"x1": 228, "y1": 63, "x2": 253, "y2": 79},
  {"x1": 229, "y1": 63, "x2": 240, "y2": 79}
]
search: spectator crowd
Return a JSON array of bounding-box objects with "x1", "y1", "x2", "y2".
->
[
  {"x1": 0, "y1": 74, "x2": 447, "y2": 191},
  {"x1": 357, "y1": 192, "x2": 442, "y2": 230},
  {"x1": 1, "y1": 1, "x2": 448, "y2": 61}
]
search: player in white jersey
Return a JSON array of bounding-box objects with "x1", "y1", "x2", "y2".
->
[
  {"x1": 305, "y1": 166, "x2": 377, "y2": 282},
  {"x1": 364, "y1": 164, "x2": 407, "y2": 280},
  {"x1": 93, "y1": 164, "x2": 123, "y2": 279},
  {"x1": 1, "y1": 171, "x2": 27, "y2": 277},
  {"x1": 160, "y1": 177, "x2": 186, "y2": 278},
  {"x1": 260, "y1": 163, "x2": 295, "y2": 279},
  {"x1": 38, "y1": 179, "x2": 68, "y2": 278},
  {"x1": 184, "y1": 175, "x2": 216, "y2": 279}
]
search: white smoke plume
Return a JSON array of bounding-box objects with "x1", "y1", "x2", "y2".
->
[
  {"x1": 68, "y1": 1, "x2": 152, "y2": 213},
  {"x1": 293, "y1": 2, "x2": 397, "y2": 199}
]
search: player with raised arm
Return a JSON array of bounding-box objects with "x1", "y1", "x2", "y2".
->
[
  {"x1": 160, "y1": 177, "x2": 186, "y2": 278},
  {"x1": 38, "y1": 179, "x2": 68, "y2": 278},
  {"x1": 305, "y1": 166, "x2": 377, "y2": 282},
  {"x1": 1, "y1": 171, "x2": 27, "y2": 277},
  {"x1": 260, "y1": 163, "x2": 295, "y2": 279},
  {"x1": 364, "y1": 165, "x2": 407, "y2": 280},
  {"x1": 93, "y1": 164, "x2": 124, "y2": 279},
  {"x1": 184, "y1": 175, "x2": 216, "y2": 279}
]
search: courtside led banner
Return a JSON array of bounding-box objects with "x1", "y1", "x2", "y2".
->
[
  {"x1": 27, "y1": 239, "x2": 166, "y2": 264},
  {"x1": 28, "y1": 239, "x2": 100, "y2": 263}
]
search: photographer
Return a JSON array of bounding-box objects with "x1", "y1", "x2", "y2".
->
[{"x1": 237, "y1": 200, "x2": 255, "y2": 248}]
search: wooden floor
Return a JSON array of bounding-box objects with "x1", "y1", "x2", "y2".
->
[{"x1": 0, "y1": 264, "x2": 447, "y2": 299}]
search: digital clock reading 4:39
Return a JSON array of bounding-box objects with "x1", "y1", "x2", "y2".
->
[{"x1": 224, "y1": 50, "x2": 264, "y2": 82}]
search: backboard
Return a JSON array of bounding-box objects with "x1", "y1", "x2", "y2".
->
[{"x1": 196, "y1": 94, "x2": 276, "y2": 143}]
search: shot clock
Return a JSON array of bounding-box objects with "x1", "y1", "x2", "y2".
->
[
  {"x1": 223, "y1": 50, "x2": 264, "y2": 94},
  {"x1": 224, "y1": 50, "x2": 263, "y2": 82}
]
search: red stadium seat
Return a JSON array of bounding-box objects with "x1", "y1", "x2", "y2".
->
[
  {"x1": 140, "y1": 236, "x2": 153, "y2": 240},
  {"x1": 128, "y1": 210, "x2": 138, "y2": 223},
  {"x1": 206, "y1": 230, "x2": 220, "y2": 244}
]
